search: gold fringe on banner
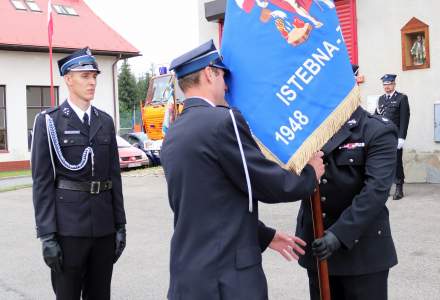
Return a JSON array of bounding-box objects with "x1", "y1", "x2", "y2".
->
[{"x1": 256, "y1": 85, "x2": 361, "y2": 174}]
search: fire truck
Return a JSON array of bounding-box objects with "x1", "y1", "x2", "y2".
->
[{"x1": 140, "y1": 71, "x2": 184, "y2": 153}]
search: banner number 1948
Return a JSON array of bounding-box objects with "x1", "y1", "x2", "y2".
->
[{"x1": 275, "y1": 110, "x2": 309, "y2": 145}]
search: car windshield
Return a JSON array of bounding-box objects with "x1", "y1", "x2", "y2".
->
[{"x1": 116, "y1": 136, "x2": 132, "y2": 148}]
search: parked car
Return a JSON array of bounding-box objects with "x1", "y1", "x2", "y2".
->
[
  {"x1": 120, "y1": 132, "x2": 161, "y2": 166},
  {"x1": 116, "y1": 135, "x2": 150, "y2": 170}
]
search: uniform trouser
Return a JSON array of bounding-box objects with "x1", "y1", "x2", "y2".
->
[
  {"x1": 307, "y1": 269, "x2": 389, "y2": 300},
  {"x1": 395, "y1": 149, "x2": 405, "y2": 184},
  {"x1": 51, "y1": 234, "x2": 115, "y2": 300}
]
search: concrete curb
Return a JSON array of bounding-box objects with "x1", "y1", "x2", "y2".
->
[{"x1": 0, "y1": 176, "x2": 33, "y2": 192}]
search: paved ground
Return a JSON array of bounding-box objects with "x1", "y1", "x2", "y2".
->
[{"x1": 0, "y1": 167, "x2": 439, "y2": 299}]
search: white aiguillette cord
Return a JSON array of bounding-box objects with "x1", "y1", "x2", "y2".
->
[
  {"x1": 45, "y1": 114, "x2": 95, "y2": 179},
  {"x1": 229, "y1": 109, "x2": 253, "y2": 213}
]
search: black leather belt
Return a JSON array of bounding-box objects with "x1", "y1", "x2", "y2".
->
[{"x1": 56, "y1": 179, "x2": 112, "y2": 194}]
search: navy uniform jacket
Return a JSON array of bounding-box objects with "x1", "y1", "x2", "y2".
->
[
  {"x1": 295, "y1": 107, "x2": 398, "y2": 275},
  {"x1": 161, "y1": 98, "x2": 317, "y2": 300},
  {"x1": 375, "y1": 91, "x2": 410, "y2": 139},
  {"x1": 31, "y1": 100, "x2": 126, "y2": 238}
]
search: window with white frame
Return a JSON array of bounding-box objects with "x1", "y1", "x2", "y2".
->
[
  {"x1": 53, "y1": 4, "x2": 78, "y2": 16},
  {"x1": 10, "y1": 0, "x2": 27, "y2": 10},
  {"x1": 25, "y1": 0, "x2": 41, "y2": 12},
  {"x1": 26, "y1": 86, "x2": 59, "y2": 150}
]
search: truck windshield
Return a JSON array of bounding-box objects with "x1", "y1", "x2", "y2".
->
[{"x1": 150, "y1": 75, "x2": 185, "y2": 104}]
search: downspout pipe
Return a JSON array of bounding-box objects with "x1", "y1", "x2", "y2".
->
[{"x1": 112, "y1": 54, "x2": 123, "y2": 132}]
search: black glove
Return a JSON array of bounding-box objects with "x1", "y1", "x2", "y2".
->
[
  {"x1": 114, "y1": 224, "x2": 126, "y2": 263},
  {"x1": 40, "y1": 233, "x2": 63, "y2": 272},
  {"x1": 312, "y1": 231, "x2": 341, "y2": 261}
]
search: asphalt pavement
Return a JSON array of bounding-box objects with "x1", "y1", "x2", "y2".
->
[{"x1": 0, "y1": 168, "x2": 439, "y2": 299}]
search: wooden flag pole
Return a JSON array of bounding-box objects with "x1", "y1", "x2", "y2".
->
[{"x1": 310, "y1": 187, "x2": 331, "y2": 300}]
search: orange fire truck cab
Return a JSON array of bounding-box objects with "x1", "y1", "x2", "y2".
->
[{"x1": 141, "y1": 73, "x2": 184, "y2": 141}]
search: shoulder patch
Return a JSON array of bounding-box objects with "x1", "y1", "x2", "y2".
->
[{"x1": 93, "y1": 106, "x2": 111, "y2": 118}]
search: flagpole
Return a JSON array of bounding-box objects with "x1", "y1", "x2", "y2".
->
[
  {"x1": 310, "y1": 187, "x2": 331, "y2": 300},
  {"x1": 48, "y1": 0, "x2": 55, "y2": 107},
  {"x1": 49, "y1": 42, "x2": 55, "y2": 107}
]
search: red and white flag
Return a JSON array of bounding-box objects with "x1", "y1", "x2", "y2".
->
[{"x1": 48, "y1": 0, "x2": 53, "y2": 44}]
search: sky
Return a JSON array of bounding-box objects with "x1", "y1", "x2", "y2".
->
[{"x1": 84, "y1": 0, "x2": 201, "y2": 77}]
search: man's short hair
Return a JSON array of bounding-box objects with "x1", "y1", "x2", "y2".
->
[
  {"x1": 177, "y1": 67, "x2": 221, "y2": 92},
  {"x1": 178, "y1": 70, "x2": 202, "y2": 92}
]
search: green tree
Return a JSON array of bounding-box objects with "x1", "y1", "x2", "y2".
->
[
  {"x1": 118, "y1": 60, "x2": 137, "y2": 113},
  {"x1": 136, "y1": 72, "x2": 151, "y2": 105}
]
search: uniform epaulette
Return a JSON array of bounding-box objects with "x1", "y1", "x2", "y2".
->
[
  {"x1": 40, "y1": 106, "x2": 59, "y2": 115},
  {"x1": 92, "y1": 106, "x2": 111, "y2": 118},
  {"x1": 215, "y1": 105, "x2": 230, "y2": 109}
]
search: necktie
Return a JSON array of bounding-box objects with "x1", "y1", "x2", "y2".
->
[
  {"x1": 386, "y1": 95, "x2": 391, "y2": 100},
  {"x1": 83, "y1": 113, "x2": 90, "y2": 130}
]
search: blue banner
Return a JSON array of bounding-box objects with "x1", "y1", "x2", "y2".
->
[{"x1": 222, "y1": 0, "x2": 359, "y2": 172}]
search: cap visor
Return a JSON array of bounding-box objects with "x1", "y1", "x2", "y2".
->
[
  {"x1": 211, "y1": 61, "x2": 229, "y2": 73},
  {"x1": 69, "y1": 65, "x2": 100, "y2": 73}
]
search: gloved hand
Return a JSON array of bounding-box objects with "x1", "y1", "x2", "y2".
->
[
  {"x1": 312, "y1": 231, "x2": 341, "y2": 261},
  {"x1": 114, "y1": 224, "x2": 126, "y2": 263},
  {"x1": 397, "y1": 138, "x2": 405, "y2": 149},
  {"x1": 40, "y1": 233, "x2": 63, "y2": 272}
]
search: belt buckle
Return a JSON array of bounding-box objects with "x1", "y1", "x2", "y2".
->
[{"x1": 90, "y1": 181, "x2": 101, "y2": 194}]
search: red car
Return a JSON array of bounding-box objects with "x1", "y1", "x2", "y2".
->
[{"x1": 116, "y1": 136, "x2": 150, "y2": 169}]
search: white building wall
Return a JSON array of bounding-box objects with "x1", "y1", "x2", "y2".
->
[
  {"x1": 0, "y1": 50, "x2": 118, "y2": 163},
  {"x1": 356, "y1": 0, "x2": 440, "y2": 182}
]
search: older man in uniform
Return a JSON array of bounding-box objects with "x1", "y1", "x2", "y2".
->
[
  {"x1": 161, "y1": 40, "x2": 325, "y2": 300},
  {"x1": 295, "y1": 71, "x2": 399, "y2": 299},
  {"x1": 31, "y1": 47, "x2": 126, "y2": 300},
  {"x1": 375, "y1": 74, "x2": 410, "y2": 200}
]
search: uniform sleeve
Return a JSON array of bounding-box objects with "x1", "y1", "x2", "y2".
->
[
  {"x1": 109, "y1": 122, "x2": 126, "y2": 226},
  {"x1": 215, "y1": 110, "x2": 317, "y2": 203},
  {"x1": 399, "y1": 95, "x2": 410, "y2": 139},
  {"x1": 31, "y1": 114, "x2": 57, "y2": 237},
  {"x1": 258, "y1": 220, "x2": 276, "y2": 252},
  {"x1": 329, "y1": 123, "x2": 398, "y2": 249}
]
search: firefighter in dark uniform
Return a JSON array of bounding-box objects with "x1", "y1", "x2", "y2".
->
[
  {"x1": 375, "y1": 74, "x2": 410, "y2": 200},
  {"x1": 161, "y1": 40, "x2": 325, "y2": 300},
  {"x1": 295, "y1": 105, "x2": 399, "y2": 300},
  {"x1": 31, "y1": 47, "x2": 126, "y2": 300}
]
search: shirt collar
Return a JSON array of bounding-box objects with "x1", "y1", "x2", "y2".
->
[
  {"x1": 192, "y1": 96, "x2": 215, "y2": 107},
  {"x1": 386, "y1": 91, "x2": 396, "y2": 98},
  {"x1": 67, "y1": 98, "x2": 92, "y2": 124}
]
